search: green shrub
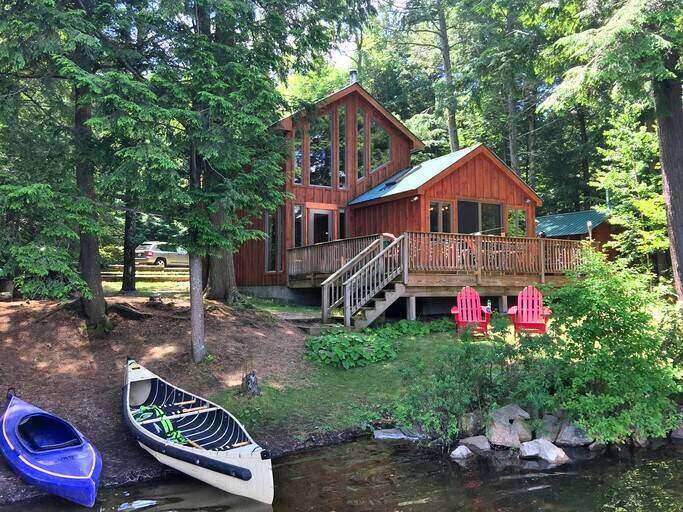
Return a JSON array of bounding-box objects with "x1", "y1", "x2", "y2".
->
[
  {"x1": 304, "y1": 318, "x2": 452, "y2": 369},
  {"x1": 394, "y1": 249, "x2": 682, "y2": 446},
  {"x1": 99, "y1": 244, "x2": 124, "y2": 265},
  {"x1": 541, "y1": 249, "x2": 681, "y2": 442}
]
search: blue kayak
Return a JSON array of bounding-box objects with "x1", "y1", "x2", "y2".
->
[{"x1": 0, "y1": 393, "x2": 102, "y2": 507}]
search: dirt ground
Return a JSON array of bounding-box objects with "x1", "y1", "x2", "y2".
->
[{"x1": 0, "y1": 297, "x2": 310, "y2": 504}]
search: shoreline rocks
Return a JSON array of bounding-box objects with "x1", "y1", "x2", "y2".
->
[
  {"x1": 556, "y1": 422, "x2": 593, "y2": 447},
  {"x1": 520, "y1": 439, "x2": 571, "y2": 465}
]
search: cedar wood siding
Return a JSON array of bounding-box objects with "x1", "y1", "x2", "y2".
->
[
  {"x1": 350, "y1": 149, "x2": 538, "y2": 238},
  {"x1": 234, "y1": 89, "x2": 415, "y2": 286}
]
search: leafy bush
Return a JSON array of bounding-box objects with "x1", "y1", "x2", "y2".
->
[
  {"x1": 394, "y1": 249, "x2": 682, "y2": 445},
  {"x1": 305, "y1": 318, "x2": 452, "y2": 369},
  {"x1": 541, "y1": 249, "x2": 681, "y2": 442},
  {"x1": 99, "y1": 244, "x2": 124, "y2": 265}
]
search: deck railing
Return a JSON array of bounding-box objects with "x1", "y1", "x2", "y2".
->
[
  {"x1": 320, "y1": 237, "x2": 386, "y2": 323},
  {"x1": 286, "y1": 234, "x2": 382, "y2": 277},
  {"x1": 343, "y1": 234, "x2": 407, "y2": 326},
  {"x1": 405, "y1": 232, "x2": 582, "y2": 278}
]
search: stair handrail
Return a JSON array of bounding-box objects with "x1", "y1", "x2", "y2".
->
[
  {"x1": 342, "y1": 234, "x2": 406, "y2": 327},
  {"x1": 320, "y1": 236, "x2": 386, "y2": 323}
]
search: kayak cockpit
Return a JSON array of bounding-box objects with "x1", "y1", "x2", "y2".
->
[{"x1": 17, "y1": 414, "x2": 82, "y2": 453}]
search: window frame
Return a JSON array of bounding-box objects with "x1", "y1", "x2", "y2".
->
[
  {"x1": 292, "y1": 204, "x2": 304, "y2": 248},
  {"x1": 369, "y1": 117, "x2": 392, "y2": 173},
  {"x1": 356, "y1": 106, "x2": 366, "y2": 182},
  {"x1": 308, "y1": 209, "x2": 334, "y2": 245},
  {"x1": 308, "y1": 111, "x2": 333, "y2": 188},
  {"x1": 455, "y1": 199, "x2": 504, "y2": 235},
  {"x1": 264, "y1": 208, "x2": 283, "y2": 273},
  {"x1": 337, "y1": 105, "x2": 347, "y2": 189},
  {"x1": 292, "y1": 124, "x2": 303, "y2": 186},
  {"x1": 429, "y1": 201, "x2": 454, "y2": 233}
]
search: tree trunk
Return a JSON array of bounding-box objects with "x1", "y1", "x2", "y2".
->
[
  {"x1": 121, "y1": 205, "x2": 137, "y2": 293},
  {"x1": 74, "y1": 81, "x2": 107, "y2": 326},
  {"x1": 527, "y1": 106, "x2": 536, "y2": 187},
  {"x1": 654, "y1": 78, "x2": 683, "y2": 302},
  {"x1": 206, "y1": 250, "x2": 237, "y2": 303},
  {"x1": 507, "y1": 95, "x2": 518, "y2": 171},
  {"x1": 436, "y1": 0, "x2": 459, "y2": 152},
  {"x1": 189, "y1": 140, "x2": 206, "y2": 362},
  {"x1": 189, "y1": 253, "x2": 206, "y2": 363},
  {"x1": 577, "y1": 109, "x2": 591, "y2": 208}
]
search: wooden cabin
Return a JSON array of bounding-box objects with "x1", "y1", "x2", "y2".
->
[{"x1": 235, "y1": 78, "x2": 582, "y2": 328}]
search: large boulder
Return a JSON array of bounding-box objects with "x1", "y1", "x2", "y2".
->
[
  {"x1": 670, "y1": 426, "x2": 683, "y2": 444},
  {"x1": 556, "y1": 422, "x2": 593, "y2": 446},
  {"x1": 537, "y1": 414, "x2": 561, "y2": 442},
  {"x1": 487, "y1": 420, "x2": 521, "y2": 448},
  {"x1": 492, "y1": 404, "x2": 530, "y2": 423},
  {"x1": 514, "y1": 419, "x2": 533, "y2": 442},
  {"x1": 460, "y1": 435, "x2": 491, "y2": 452},
  {"x1": 450, "y1": 445, "x2": 474, "y2": 460},
  {"x1": 520, "y1": 439, "x2": 570, "y2": 465}
]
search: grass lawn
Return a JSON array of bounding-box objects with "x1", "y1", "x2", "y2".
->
[
  {"x1": 102, "y1": 280, "x2": 190, "y2": 296},
  {"x1": 213, "y1": 331, "x2": 456, "y2": 441},
  {"x1": 242, "y1": 296, "x2": 320, "y2": 316}
]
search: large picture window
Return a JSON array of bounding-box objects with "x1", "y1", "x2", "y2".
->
[
  {"x1": 338, "y1": 105, "x2": 347, "y2": 188},
  {"x1": 457, "y1": 200, "x2": 503, "y2": 235},
  {"x1": 265, "y1": 208, "x2": 283, "y2": 272},
  {"x1": 309, "y1": 113, "x2": 332, "y2": 187},
  {"x1": 429, "y1": 201, "x2": 453, "y2": 233},
  {"x1": 370, "y1": 119, "x2": 391, "y2": 171},
  {"x1": 357, "y1": 107, "x2": 366, "y2": 180},
  {"x1": 292, "y1": 126, "x2": 303, "y2": 184}
]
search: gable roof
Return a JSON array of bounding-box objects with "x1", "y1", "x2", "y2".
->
[
  {"x1": 535, "y1": 210, "x2": 608, "y2": 237},
  {"x1": 278, "y1": 82, "x2": 424, "y2": 151},
  {"x1": 348, "y1": 144, "x2": 542, "y2": 207}
]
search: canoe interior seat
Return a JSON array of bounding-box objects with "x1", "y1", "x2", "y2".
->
[
  {"x1": 135, "y1": 378, "x2": 250, "y2": 451},
  {"x1": 18, "y1": 414, "x2": 82, "y2": 452}
]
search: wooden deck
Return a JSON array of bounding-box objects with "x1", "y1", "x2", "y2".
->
[{"x1": 287, "y1": 232, "x2": 583, "y2": 327}]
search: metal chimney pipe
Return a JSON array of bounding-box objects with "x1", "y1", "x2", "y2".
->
[{"x1": 349, "y1": 69, "x2": 358, "y2": 84}]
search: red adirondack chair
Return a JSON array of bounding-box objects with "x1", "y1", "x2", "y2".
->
[
  {"x1": 507, "y1": 285, "x2": 552, "y2": 334},
  {"x1": 450, "y1": 286, "x2": 491, "y2": 334}
]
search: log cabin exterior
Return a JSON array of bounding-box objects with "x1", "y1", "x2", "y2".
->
[{"x1": 234, "y1": 79, "x2": 582, "y2": 328}]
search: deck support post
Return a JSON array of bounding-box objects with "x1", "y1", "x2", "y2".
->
[
  {"x1": 539, "y1": 238, "x2": 546, "y2": 284},
  {"x1": 407, "y1": 295, "x2": 416, "y2": 321},
  {"x1": 321, "y1": 284, "x2": 330, "y2": 323},
  {"x1": 500, "y1": 295, "x2": 508, "y2": 314},
  {"x1": 343, "y1": 284, "x2": 352, "y2": 328}
]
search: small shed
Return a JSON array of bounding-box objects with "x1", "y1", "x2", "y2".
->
[{"x1": 535, "y1": 210, "x2": 613, "y2": 256}]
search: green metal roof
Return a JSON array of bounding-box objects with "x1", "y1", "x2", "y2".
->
[
  {"x1": 348, "y1": 145, "x2": 480, "y2": 206},
  {"x1": 535, "y1": 210, "x2": 607, "y2": 237}
]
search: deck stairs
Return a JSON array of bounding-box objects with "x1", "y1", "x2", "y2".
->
[{"x1": 321, "y1": 234, "x2": 408, "y2": 330}]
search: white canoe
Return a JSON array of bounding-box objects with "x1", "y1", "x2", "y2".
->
[{"x1": 122, "y1": 359, "x2": 274, "y2": 505}]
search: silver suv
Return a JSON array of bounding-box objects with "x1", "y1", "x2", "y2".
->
[{"x1": 135, "y1": 242, "x2": 189, "y2": 268}]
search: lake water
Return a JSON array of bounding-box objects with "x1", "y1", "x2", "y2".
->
[{"x1": 2, "y1": 439, "x2": 682, "y2": 511}]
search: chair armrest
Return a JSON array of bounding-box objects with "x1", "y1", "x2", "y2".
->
[
  {"x1": 481, "y1": 306, "x2": 491, "y2": 321},
  {"x1": 450, "y1": 306, "x2": 459, "y2": 315},
  {"x1": 543, "y1": 307, "x2": 552, "y2": 316},
  {"x1": 507, "y1": 306, "x2": 518, "y2": 316}
]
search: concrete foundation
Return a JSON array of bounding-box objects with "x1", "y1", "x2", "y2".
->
[{"x1": 239, "y1": 286, "x2": 321, "y2": 306}]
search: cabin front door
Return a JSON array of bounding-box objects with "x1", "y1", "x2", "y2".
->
[{"x1": 308, "y1": 209, "x2": 333, "y2": 244}]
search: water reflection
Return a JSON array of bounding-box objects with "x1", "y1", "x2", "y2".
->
[{"x1": 1, "y1": 439, "x2": 681, "y2": 511}]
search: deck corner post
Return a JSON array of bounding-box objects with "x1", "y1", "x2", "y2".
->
[
  {"x1": 343, "y1": 284, "x2": 352, "y2": 328},
  {"x1": 407, "y1": 295, "x2": 416, "y2": 321},
  {"x1": 539, "y1": 237, "x2": 546, "y2": 284},
  {"x1": 401, "y1": 233, "x2": 409, "y2": 284},
  {"x1": 321, "y1": 284, "x2": 329, "y2": 323},
  {"x1": 475, "y1": 233, "x2": 482, "y2": 284}
]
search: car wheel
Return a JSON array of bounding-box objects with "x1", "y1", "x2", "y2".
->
[{"x1": 154, "y1": 258, "x2": 167, "y2": 268}]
